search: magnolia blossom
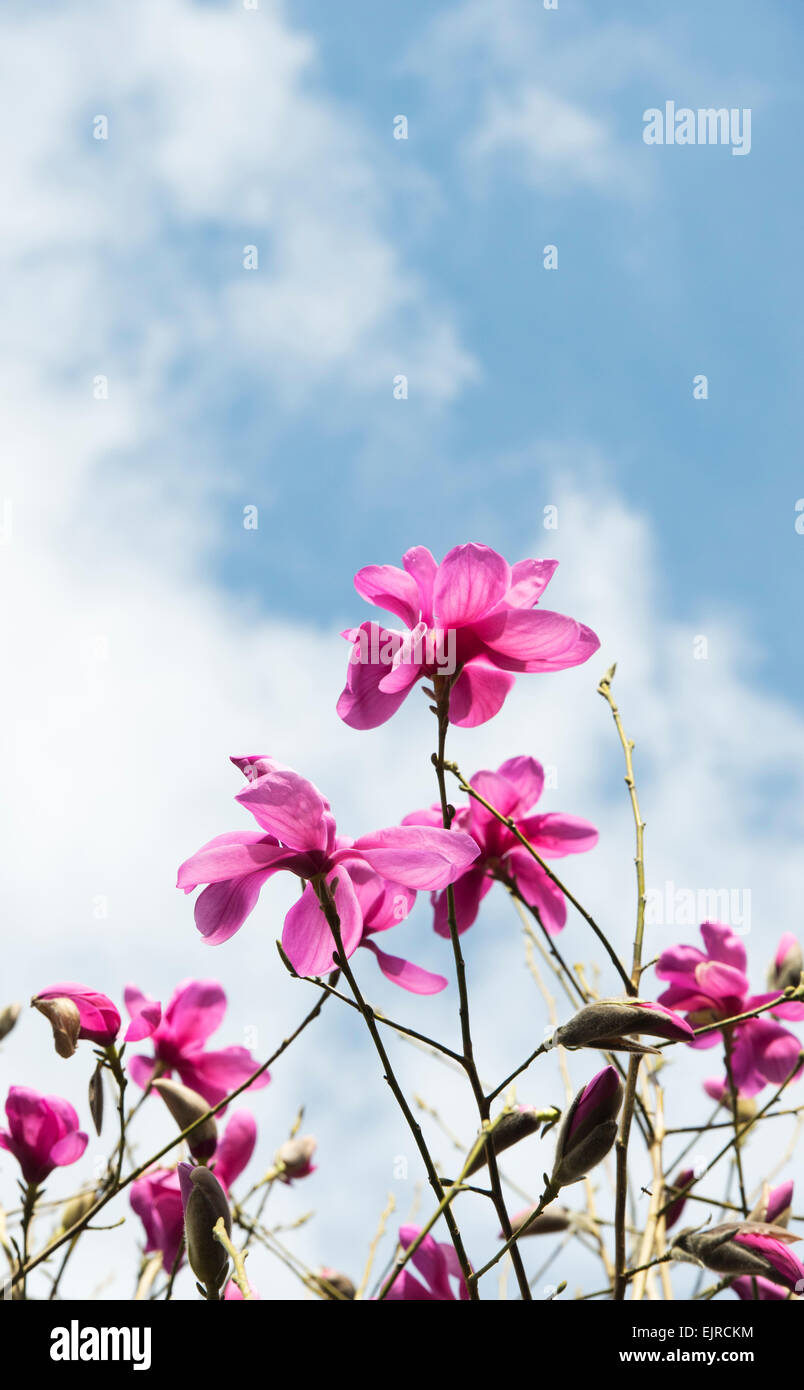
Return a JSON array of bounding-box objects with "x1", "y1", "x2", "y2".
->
[
  {"x1": 32, "y1": 984, "x2": 121, "y2": 1051},
  {"x1": 337, "y1": 543, "x2": 599, "y2": 730},
  {"x1": 551, "y1": 1066, "x2": 623, "y2": 1188},
  {"x1": 0, "y1": 1086, "x2": 88, "y2": 1185},
  {"x1": 405, "y1": 755, "x2": 597, "y2": 936},
  {"x1": 384, "y1": 1226, "x2": 469, "y2": 1300},
  {"x1": 125, "y1": 980, "x2": 269, "y2": 1107},
  {"x1": 674, "y1": 1222, "x2": 804, "y2": 1292},
  {"x1": 656, "y1": 921, "x2": 804, "y2": 1096},
  {"x1": 663, "y1": 1168, "x2": 696, "y2": 1231},
  {"x1": 130, "y1": 1110, "x2": 256, "y2": 1271},
  {"x1": 177, "y1": 756, "x2": 478, "y2": 987}
]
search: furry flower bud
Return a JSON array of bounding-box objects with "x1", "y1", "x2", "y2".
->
[
  {"x1": 153, "y1": 1079, "x2": 218, "y2": 1162},
  {"x1": 769, "y1": 934, "x2": 803, "y2": 992},
  {"x1": 551, "y1": 1066, "x2": 623, "y2": 1188},
  {"x1": 31, "y1": 996, "x2": 82, "y2": 1058},
  {"x1": 178, "y1": 1163, "x2": 231, "y2": 1295},
  {"x1": 464, "y1": 1106, "x2": 556, "y2": 1177},
  {"x1": 0, "y1": 1004, "x2": 21, "y2": 1043},
  {"x1": 275, "y1": 1135, "x2": 317, "y2": 1181},
  {"x1": 673, "y1": 1221, "x2": 804, "y2": 1291},
  {"x1": 553, "y1": 998, "x2": 694, "y2": 1053}
]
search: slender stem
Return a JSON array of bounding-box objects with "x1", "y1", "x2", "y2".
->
[
  {"x1": 18, "y1": 1182, "x2": 39, "y2": 1299},
  {"x1": 432, "y1": 682, "x2": 531, "y2": 1301},
  {"x1": 598, "y1": 666, "x2": 647, "y2": 1301},
  {"x1": 723, "y1": 1028, "x2": 749, "y2": 1216},
  {"x1": 213, "y1": 1217, "x2": 253, "y2": 1299},
  {"x1": 315, "y1": 877, "x2": 477, "y2": 1298}
]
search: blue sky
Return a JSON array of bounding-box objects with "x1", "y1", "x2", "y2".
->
[{"x1": 2, "y1": 0, "x2": 804, "y2": 1301}]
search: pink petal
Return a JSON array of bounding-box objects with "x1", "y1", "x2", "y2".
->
[
  {"x1": 165, "y1": 980, "x2": 227, "y2": 1047},
  {"x1": 235, "y1": 765, "x2": 332, "y2": 853},
  {"x1": 700, "y1": 921, "x2": 747, "y2": 974},
  {"x1": 694, "y1": 959, "x2": 750, "y2": 1001},
  {"x1": 353, "y1": 826, "x2": 480, "y2": 891},
  {"x1": 655, "y1": 944, "x2": 708, "y2": 980},
  {"x1": 448, "y1": 660, "x2": 516, "y2": 728},
  {"x1": 505, "y1": 847, "x2": 567, "y2": 934},
  {"x1": 400, "y1": 1226, "x2": 454, "y2": 1300},
  {"x1": 124, "y1": 986, "x2": 162, "y2": 1042},
  {"x1": 433, "y1": 867, "x2": 493, "y2": 937},
  {"x1": 215, "y1": 1111, "x2": 258, "y2": 1190},
  {"x1": 402, "y1": 546, "x2": 438, "y2": 624},
  {"x1": 495, "y1": 756, "x2": 545, "y2": 812},
  {"x1": 400, "y1": 805, "x2": 444, "y2": 829},
  {"x1": 361, "y1": 939, "x2": 447, "y2": 995},
  {"x1": 282, "y1": 871, "x2": 363, "y2": 977},
  {"x1": 354, "y1": 563, "x2": 421, "y2": 627},
  {"x1": 50, "y1": 1129, "x2": 89, "y2": 1168},
  {"x1": 433, "y1": 543, "x2": 511, "y2": 629},
  {"x1": 194, "y1": 869, "x2": 273, "y2": 946},
  {"x1": 337, "y1": 623, "x2": 416, "y2": 729},
  {"x1": 177, "y1": 832, "x2": 291, "y2": 890},
  {"x1": 503, "y1": 558, "x2": 559, "y2": 608},
  {"x1": 128, "y1": 1053, "x2": 160, "y2": 1090},
  {"x1": 179, "y1": 1049, "x2": 269, "y2": 1108},
  {"x1": 471, "y1": 607, "x2": 600, "y2": 672},
  {"x1": 518, "y1": 813, "x2": 598, "y2": 858}
]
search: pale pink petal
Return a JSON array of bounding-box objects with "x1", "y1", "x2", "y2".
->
[
  {"x1": 282, "y1": 871, "x2": 363, "y2": 977},
  {"x1": 655, "y1": 944, "x2": 708, "y2": 980},
  {"x1": 361, "y1": 939, "x2": 447, "y2": 994},
  {"x1": 495, "y1": 756, "x2": 545, "y2": 813},
  {"x1": 433, "y1": 543, "x2": 511, "y2": 629},
  {"x1": 50, "y1": 1129, "x2": 89, "y2": 1168},
  {"x1": 694, "y1": 960, "x2": 750, "y2": 1002},
  {"x1": 128, "y1": 1053, "x2": 160, "y2": 1090},
  {"x1": 448, "y1": 661, "x2": 516, "y2": 728},
  {"x1": 353, "y1": 826, "x2": 480, "y2": 890},
  {"x1": 354, "y1": 564, "x2": 421, "y2": 627},
  {"x1": 400, "y1": 805, "x2": 444, "y2": 829}
]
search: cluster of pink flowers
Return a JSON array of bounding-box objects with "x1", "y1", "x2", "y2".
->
[{"x1": 656, "y1": 921, "x2": 804, "y2": 1097}]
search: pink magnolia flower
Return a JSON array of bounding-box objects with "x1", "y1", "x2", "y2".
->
[
  {"x1": 0, "y1": 1086, "x2": 88, "y2": 1186},
  {"x1": 404, "y1": 755, "x2": 597, "y2": 936},
  {"x1": 337, "y1": 543, "x2": 600, "y2": 730},
  {"x1": 663, "y1": 1168, "x2": 695, "y2": 1230},
  {"x1": 177, "y1": 756, "x2": 479, "y2": 987},
  {"x1": 32, "y1": 984, "x2": 121, "y2": 1047},
  {"x1": 125, "y1": 980, "x2": 269, "y2": 1107},
  {"x1": 224, "y1": 1279, "x2": 260, "y2": 1299},
  {"x1": 656, "y1": 921, "x2": 803, "y2": 1097},
  {"x1": 384, "y1": 1226, "x2": 470, "y2": 1300},
  {"x1": 732, "y1": 1275, "x2": 794, "y2": 1301},
  {"x1": 130, "y1": 1110, "x2": 256, "y2": 1272}
]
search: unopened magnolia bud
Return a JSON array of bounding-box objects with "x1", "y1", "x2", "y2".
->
[
  {"x1": 507, "y1": 1204, "x2": 572, "y2": 1238},
  {"x1": 315, "y1": 1268, "x2": 356, "y2": 1300},
  {"x1": 553, "y1": 999, "x2": 694, "y2": 1053},
  {"x1": 32, "y1": 996, "x2": 81, "y2": 1059},
  {"x1": 551, "y1": 1066, "x2": 623, "y2": 1189},
  {"x1": 672, "y1": 1221, "x2": 804, "y2": 1290},
  {"x1": 0, "y1": 1003, "x2": 21, "y2": 1042},
  {"x1": 275, "y1": 1135, "x2": 317, "y2": 1181},
  {"x1": 178, "y1": 1163, "x2": 231, "y2": 1295},
  {"x1": 464, "y1": 1107, "x2": 552, "y2": 1177},
  {"x1": 153, "y1": 1079, "x2": 218, "y2": 1161},
  {"x1": 60, "y1": 1191, "x2": 97, "y2": 1232},
  {"x1": 769, "y1": 934, "x2": 803, "y2": 992}
]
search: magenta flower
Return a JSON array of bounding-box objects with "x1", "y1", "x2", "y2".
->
[
  {"x1": 732, "y1": 1276, "x2": 793, "y2": 1301},
  {"x1": 177, "y1": 756, "x2": 479, "y2": 986},
  {"x1": 404, "y1": 755, "x2": 597, "y2": 936},
  {"x1": 551, "y1": 1065, "x2": 623, "y2": 1188},
  {"x1": 32, "y1": 983, "x2": 121, "y2": 1047},
  {"x1": 125, "y1": 980, "x2": 269, "y2": 1107},
  {"x1": 224, "y1": 1279, "x2": 260, "y2": 1299},
  {"x1": 0, "y1": 1086, "x2": 88, "y2": 1186},
  {"x1": 664, "y1": 1168, "x2": 695, "y2": 1231},
  {"x1": 130, "y1": 1110, "x2": 256, "y2": 1272},
  {"x1": 656, "y1": 921, "x2": 803, "y2": 1096},
  {"x1": 337, "y1": 543, "x2": 600, "y2": 730},
  {"x1": 384, "y1": 1226, "x2": 470, "y2": 1300}
]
